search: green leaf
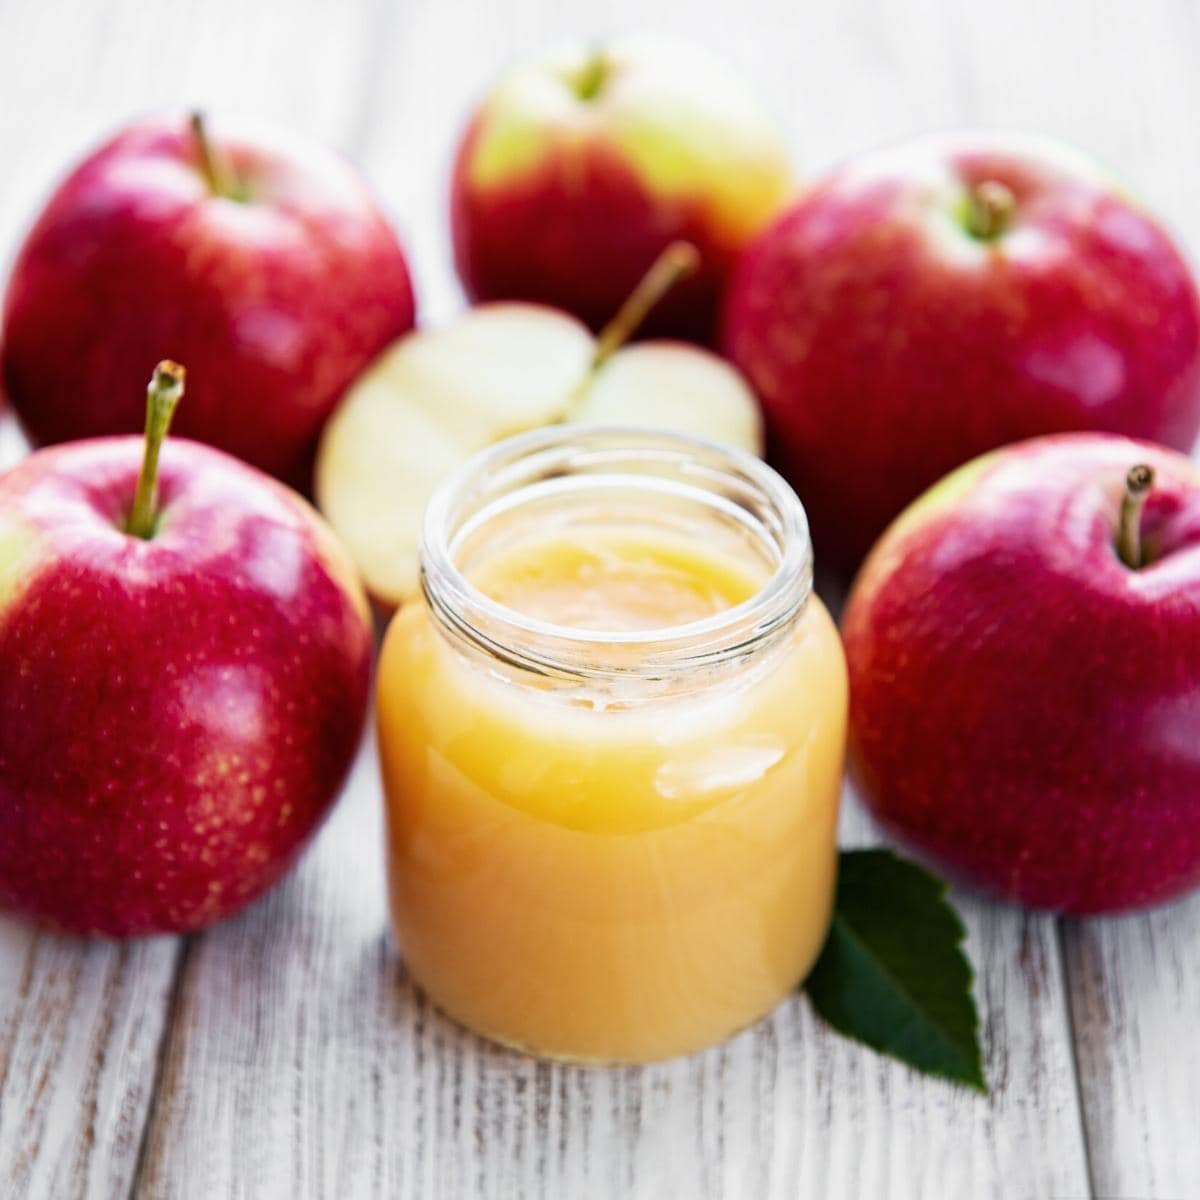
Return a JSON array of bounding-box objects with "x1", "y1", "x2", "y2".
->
[{"x1": 804, "y1": 848, "x2": 986, "y2": 1091}]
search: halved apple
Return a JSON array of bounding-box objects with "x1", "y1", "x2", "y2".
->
[
  {"x1": 573, "y1": 342, "x2": 763, "y2": 451},
  {"x1": 316, "y1": 243, "x2": 763, "y2": 608}
]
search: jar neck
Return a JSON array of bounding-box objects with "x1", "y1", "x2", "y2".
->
[{"x1": 420, "y1": 428, "x2": 813, "y2": 697}]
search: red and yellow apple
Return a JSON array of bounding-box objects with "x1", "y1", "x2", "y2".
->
[
  {"x1": 0, "y1": 112, "x2": 416, "y2": 491},
  {"x1": 723, "y1": 131, "x2": 1200, "y2": 571},
  {"x1": 451, "y1": 36, "x2": 793, "y2": 344},
  {"x1": 0, "y1": 363, "x2": 373, "y2": 936},
  {"x1": 842, "y1": 433, "x2": 1200, "y2": 914}
]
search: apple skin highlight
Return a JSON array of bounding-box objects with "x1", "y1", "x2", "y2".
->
[
  {"x1": 842, "y1": 433, "x2": 1200, "y2": 914},
  {"x1": 0, "y1": 438, "x2": 373, "y2": 937},
  {"x1": 0, "y1": 112, "x2": 416, "y2": 492},
  {"x1": 723, "y1": 133, "x2": 1200, "y2": 572}
]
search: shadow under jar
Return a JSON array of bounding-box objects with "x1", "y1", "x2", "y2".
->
[{"x1": 376, "y1": 427, "x2": 847, "y2": 1063}]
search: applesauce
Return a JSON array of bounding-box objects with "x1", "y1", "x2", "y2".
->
[{"x1": 377, "y1": 428, "x2": 847, "y2": 1062}]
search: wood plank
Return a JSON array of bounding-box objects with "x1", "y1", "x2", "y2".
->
[
  {"x1": 1063, "y1": 901, "x2": 1200, "y2": 1199},
  {"x1": 0, "y1": 925, "x2": 181, "y2": 1200}
]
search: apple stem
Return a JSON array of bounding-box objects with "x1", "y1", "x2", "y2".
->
[
  {"x1": 965, "y1": 180, "x2": 1017, "y2": 239},
  {"x1": 592, "y1": 241, "x2": 701, "y2": 368},
  {"x1": 127, "y1": 361, "x2": 186, "y2": 540},
  {"x1": 1117, "y1": 463, "x2": 1154, "y2": 569},
  {"x1": 189, "y1": 111, "x2": 240, "y2": 200}
]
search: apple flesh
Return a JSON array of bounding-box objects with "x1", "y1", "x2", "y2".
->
[
  {"x1": 723, "y1": 131, "x2": 1200, "y2": 572},
  {"x1": 0, "y1": 112, "x2": 416, "y2": 491},
  {"x1": 0, "y1": 367, "x2": 373, "y2": 936},
  {"x1": 571, "y1": 341, "x2": 762, "y2": 450},
  {"x1": 316, "y1": 245, "x2": 764, "y2": 608},
  {"x1": 451, "y1": 35, "x2": 793, "y2": 345},
  {"x1": 842, "y1": 433, "x2": 1200, "y2": 914}
]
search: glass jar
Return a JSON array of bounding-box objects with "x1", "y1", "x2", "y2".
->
[{"x1": 376, "y1": 427, "x2": 847, "y2": 1063}]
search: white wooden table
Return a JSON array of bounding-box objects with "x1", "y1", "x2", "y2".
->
[{"x1": 1, "y1": 1, "x2": 1197, "y2": 1196}]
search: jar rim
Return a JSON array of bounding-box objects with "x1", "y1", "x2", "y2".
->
[{"x1": 419, "y1": 426, "x2": 813, "y2": 682}]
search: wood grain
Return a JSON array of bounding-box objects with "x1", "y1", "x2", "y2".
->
[
  {"x1": 0, "y1": 0, "x2": 1197, "y2": 1195},
  {"x1": 1063, "y1": 901, "x2": 1200, "y2": 1199},
  {"x1": 0, "y1": 924, "x2": 180, "y2": 1200}
]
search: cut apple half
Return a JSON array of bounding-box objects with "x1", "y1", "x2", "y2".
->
[
  {"x1": 574, "y1": 342, "x2": 763, "y2": 451},
  {"x1": 316, "y1": 242, "x2": 764, "y2": 608}
]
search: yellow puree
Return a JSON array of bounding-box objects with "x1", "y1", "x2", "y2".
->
[{"x1": 377, "y1": 527, "x2": 847, "y2": 1062}]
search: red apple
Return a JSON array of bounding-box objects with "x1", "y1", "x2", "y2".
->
[
  {"x1": 723, "y1": 131, "x2": 1200, "y2": 572},
  {"x1": 0, "y1": 363, "x2": 373, "y2": 936},
  {"x1": 450, "y1": 36, "x2": 793, "y2": 345},
  {"x1": 842, "y1": 433, "x2": 1200, "y2": 914},
  {"x1": 0, "y1": 112, "x2": 415, "y2": 491}
]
